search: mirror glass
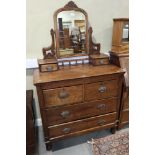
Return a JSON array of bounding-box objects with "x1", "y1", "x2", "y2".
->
[
  {"x1": 57, "y1": 11, "x2": 86, "y2": 57},
  {"x1": 122, "y1": 23, "x2": 129, "y2": 42}
]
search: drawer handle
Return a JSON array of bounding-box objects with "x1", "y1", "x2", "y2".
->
[
  {"x1": 98, "y1": 119, "x2": 106, "y2": 126},
  {"x1": 46, "y1": 66, "x2": 53, "y2": 72},
  {"x1": 59, "y1": 89, "x2": 69, "y2": 99},
  {"x1": 98, "y1": 85, "x2": 107, "y2": 93},
  {"x1": 97, "y1": 104, "x2": 106, "y2": 110},
  {"x1": 60, "y1": 111, "x2": 70, "y2": 118},
  {"x1": 63, "y1": 127, "x2": 71, "y2": 134}
]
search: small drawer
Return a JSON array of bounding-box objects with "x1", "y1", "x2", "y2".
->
[
  {"x1": 93, "y1": 58, "x2": 109, "y2": 66},
  {"x1": 41, "y1": 64, "x2": 58, "y2": 72},
  {"x1": 85, "y1": 79, "x2": 119, "y2": 101},
  {"x1": 48, "y1": 112, "x2": 117, "y2": 138},
  {"x1": 89, "y1": 54, "x2": 109, "y2": 66},
  {"x1": 45, "y1": 98, "x2": 118, "y2": 126},
  {"x1": 120, "y1": 110, "x2": 129, "y2": 123},
  {"x1": 43, "y1": 85, "x2": 83, "y2": 107}
]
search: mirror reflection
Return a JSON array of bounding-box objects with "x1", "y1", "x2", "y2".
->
[
  {"x1": 122, "y1": 23, "x2": 129, "y2": 42},
  {"x1": 57, "y1": 11, "x2": 86, "y2": 57}
]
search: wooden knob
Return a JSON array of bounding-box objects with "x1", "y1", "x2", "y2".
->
[
  {"x1": 97, "y1": 104, "x2": 106, "y2": 110},
  {"x1": 59, "y1": 89, "x2": 69, "y2": 99},
  {"x1": 63, "y1": 128, "x2": 71, "y2": 134},
  {"x1": 46, "y1": 66, "x2": 53, "y2": 71},
  {"x1": 60, "y1": 111, "x2": 70, "y2": 118},
  {"x1": 98, "y1": 85, "x2": 106, "y2": 93},
  {"x1": 98, "y1": 120, "x2": 106, "y2": 126}
]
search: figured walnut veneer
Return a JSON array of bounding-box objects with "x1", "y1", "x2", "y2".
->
[{"x1": 34, "y1": 64, "x2": 124, "y2": 150}]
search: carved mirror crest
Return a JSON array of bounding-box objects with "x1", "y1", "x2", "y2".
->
[{"x1": 41, "y1": 1, "x2": 101, "y2": 64}]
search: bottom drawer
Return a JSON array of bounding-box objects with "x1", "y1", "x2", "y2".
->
[
  {"x1": 48, "y1": 112, "x2": 116, "y2": 138},
  {"x1": 121, "y1": 110, "x2": 129, "y2": 123}
]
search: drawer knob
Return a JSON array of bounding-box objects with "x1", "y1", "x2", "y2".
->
[
  {"x1": 97, "y1": 104, "x2": 106, "y2": 110},
  {"x1": 63, "y1": 127, "x2": 71, "y2": 134},
  {"x1": 98, "y1": 119, "x2": 106, "y2": 126},
  {"x1": 59, "y1": 89, "x2": 69, "y2": 99},
  {"x1": 60, "y1": 111, "x2": 70, "y2": 118},
  {"x1": 98, "y1": 85, "x2": 106, "y2": 93},
  {"x1": 46, "y1": 66, "x2": 53, "y2": 72}
]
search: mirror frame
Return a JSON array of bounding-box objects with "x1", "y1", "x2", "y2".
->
[{"x1": 53, "y1": 1, "x2": 89, "y2": 58}]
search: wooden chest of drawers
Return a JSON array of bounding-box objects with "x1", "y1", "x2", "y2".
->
[
  {"x1": 110, "y1": 52, "x2": 129, "y2": 129},
  {"x1": 34, "y1": 64, "x2": 124, "y2": 150}
]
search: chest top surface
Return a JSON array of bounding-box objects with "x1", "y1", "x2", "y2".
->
[{"x1": 34, "y1": 64, "x2": 124, "y2": 85}]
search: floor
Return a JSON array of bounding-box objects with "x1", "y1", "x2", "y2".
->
[{"x1": 34, "y1": 125, "x2": 128, "y2": 155}]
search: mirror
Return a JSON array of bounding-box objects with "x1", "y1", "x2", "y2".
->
[
  {"x1": 54, "y1": 1, "x2": 88, "y2": 58},
  {"x1": 57, "y1": 11, "x2": 86, "y2": 57},
  {"x1": 122, "y1": 23, "x2": 129, "y2": 42}
]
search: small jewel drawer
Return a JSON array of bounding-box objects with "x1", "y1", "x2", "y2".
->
[
  {"x1": 90, "y1": 54, "x2": 109, "y2": 66},
  {"x1": 38, "y1": 58, "x2": 59, "y2": 72}
]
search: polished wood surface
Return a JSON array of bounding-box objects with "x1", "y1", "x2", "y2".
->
[
  {"x1": 120, "y1": 110, "x2": 129, "y2": 123},
  {"x1": 45, "y1": 98, "x2": 118, "y2": 126},
  {"x1": 48, "y1": 112, "x2": 116, "y2": 138},
  {"x1": 110, "y1": 52, "x2": 129, "y2": 129},
  {"x1": 110, "y1": 52, "x2": 129, "y2": 87},
  {"x1": 89, "y1": 54, "x2": 109, "y2": 66},
  {"x1": 40, "y1": 64, "x2": 58, "y2": 72},
  {"x1": 34, "y1": 64, "x2": 124, "y2": 84},
  {"x1": 43, "y1": 85, "x2": 83, "y2": 107},
  {"x1": 85, "y1": 79, "x2": 119, "y2": 101},
  {"x1": 33, "y1": 2, "x2": 125, "y2": 150},
  {"x1": 89, "y1": 54, "x2": 109, "y2": 59},
  {"x1": 42, "y1": 29, "x2": 56, "y2": 59},
  {"x1": 38, "y1": 58, "x2": 58, "y2": 64},
  {"x1": 112, "y1": 18, "x2": 129, "y2": 53},
  {"x1": 34, "y1": 63, "x2": 124, "y2": 150},
  {"x1": 38, "y1": 58, "x2": 58, "y2": 72},
  {"x1": 26, "y1": 90, "x2": 36, "y2": 155},
  {"x1": 88, "y1": 27, "x2": 100, "y2": 55}
]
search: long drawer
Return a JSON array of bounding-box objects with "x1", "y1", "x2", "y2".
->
[
  {"x1": 45, "y1": 98, "x2": 118, "y2": 126},
  {"x1": 43, "y1": 85, "x2": 83, "y2": 107},
  {"x1": 85, "y1": 79, "x2": 119, "y2": 101},
  {"x1": 48, "y1": 112, "x2": 117, "y2": 138}
]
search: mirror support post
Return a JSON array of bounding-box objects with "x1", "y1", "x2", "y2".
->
[
  {"x1": 88, "y1": 27, "x2": 101, "y2": 55},
  {"x1": 42, "y1": 29, "x2": 56, "y2": 59}
]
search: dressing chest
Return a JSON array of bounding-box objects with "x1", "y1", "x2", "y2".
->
[
  {"x1": 34, "y1": 65, "x2": 124, "y2": 149},
  {"x1": 110, "y1": 18, "x2": 129, "y2": 129},
  {"x1": 33, "y1": 1, "x2": 125, "y2": 150}
]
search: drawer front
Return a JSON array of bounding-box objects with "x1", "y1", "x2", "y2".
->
[
  {"x1": 121, "y1": 110, "x2": 129, "y2": 123},
  {"x1": 94, "y1": 58, "x2": 109, "y2": 66},
  {"x1": 43, "y1": 85, "x2": 83, "y2": 107},
  {"x1": 85, "y1": 79, "x2": 119, "y2": 101},
  {"x1": 45, "y1": 98, "x2": 118, "y2": 126},
  {"x1": 41, "y1": 64, "x2": 58, "y2": 72},
  {"x1": 48, "y1": 112, "x2": 116, "y2": 138}
]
